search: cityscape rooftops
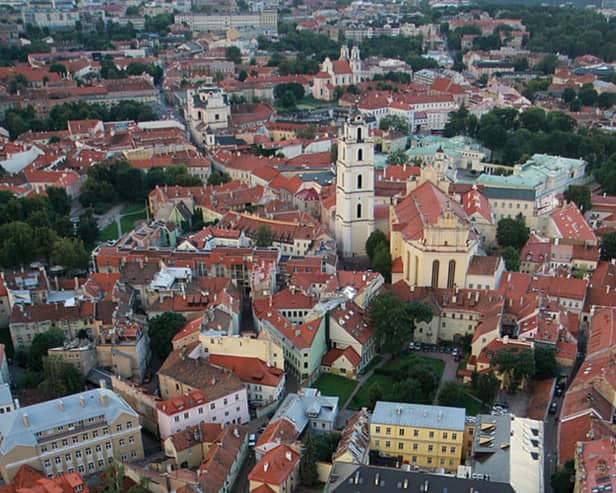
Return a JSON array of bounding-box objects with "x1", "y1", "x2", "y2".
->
[{"x1": 371, "y1": 401, "x2": 466, "y2": 431}]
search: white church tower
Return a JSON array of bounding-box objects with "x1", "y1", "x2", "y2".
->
[{"x1": 335, "y1": 112, "x2": 375, "y2": 257}]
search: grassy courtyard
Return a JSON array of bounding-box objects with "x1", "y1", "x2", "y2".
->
[
  {"x1": 313, "y1": 373, "x2": 357, "y2": 407},
  {"x1": 97, "y1": 203, "x2": 148, "y2": 242},
  {"x1": 349, "y1": 354, "x2": 445, "y2": 410}
]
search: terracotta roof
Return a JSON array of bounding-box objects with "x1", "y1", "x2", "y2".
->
[
  {"x1": 255, "y1": 418, "x2": 299, "y2": 449},
  {"x1": 463, "y1": 187, "x2": 492, "y2": 223},
  {"x1": 322, "y1": 346, "x2": 361, "y2": 368},
  {"x1": 588, "y1": 308, "x2": 616, "y2": 357},
  {"x1": 209, "y1": 354, "x2": 284, "y2": 388},
  {"x1": 168, "y1": 422, "x2": 224, "y2": 452},
  {"x1": 467, "y1": 255, "x2": 501, "y2": 276},
  {"x1": 549, "y1": 202, "x2": 596, "y2": 243},
  {"x1": 248, "y1": 444, "x2": 300, "y2": 486},
  {"x1": 329, "y1": 304, "x2": 374, "y2": 345},
  {"x1": 158, "y1": 345, "x2": 244, "y2": 405}
]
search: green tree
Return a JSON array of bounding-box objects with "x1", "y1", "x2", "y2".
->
[
  {"x1": 207, "y1": 171, "x2": 232, "y2": 186},
  {"x1": 372, "y1": 243, "x2": 392, "y2": 283},
  {"x1": 598, "y1": 92, "x2": 616, "y2": 109},
  {"x1": 77, "y1": 208, "x2": 99, "y2": 246},
  {"x1": 562, "y1": 87, "x2": 576, "y2": 104},
  {"x1": 365, "y1": 229, "x2": 387, "y2": 259},
  {"x1": 46, "y1": 186, "x2": 71, "y2": 216},
  {"x1": 564, "y1": 184, "x2": 591, "y2": 212},
  {"x1": 569, "y1": 98, "x2": 582, "y2": 112},
  {"x1": 501, "y1": 246, "x2": 521, "y2": 272},
  {"x1": 225, "y1": 46, "x2": 242, "y2": 65},
  {"x1": 279, "y1": 90, "x2": 297, "y2": 109},
  {"x1": 438, "y1": 381, "x2": 467, "y2": 407},
  {"x1": 51, "y1": 238, "x2": 89, "y2": 271},
  {"x1": 497, "y1": 215, "x2": 530, "y2": 250},
  {"x1": 33, "y1": 226, "x2": 59, "y2": 266},
  {"x1": 100, "y1": 464, "x2": 149, "y2": 493},
  {"x1": 379, "y1": 115, "x2": 410, "y2": 134},
  {"x1": 125, "y1": 5, "x2": 139, "y2": 15},
  {"x1": 534, "y1": 345, "x2": 558, "y2": 379},
  {"x1": 49, "y1": 63, "x2": 67, "y2": 76},
  {"x1": 148, "y1": 312, "x2": 187, "y2": 360},
  {"x1": 390, "y1": 378, "x2": 423, "y2": 404},
  {"x1": 551, "y1": 459, "x2": 575, "y2": 493},
  {"x1": 535, "y1": 54, "x2": 558, "y2": 74},
  {"x1": 368, "y1": 292, "x2": 433, "y2": 353},
  {"x1": 41, "y1": 355, "x2": 83, "y2": 397},
  {"x1": 578, "y1": 83, "x2": 598, "y2": 106},
  {"x1": 77, "y1": 328, "x2": 90, "y2": 340},
  {"x1": 0, "y1": 221, "x2": 35, "y2": 267},
  {"x1": 300, "y1": 430, "x2": 318, "y2": 486},
  {"x1": 519, "y1": 107, "x2": 546, "y2": 133},
  {"x1": 252, "y1": 225, "x2": 274, "y2": 247},
  {"x1": 475, "y1": 371, "x2": 500, "y2": 406},
  {"x1": 28, "y1": 327, "x2": 65, "y2": 371},
  {"x1": 601, "y1": 231, "x2": 616, "y2": 260},
  {"x1": 387, "y1": 149, "x2": 409, "y2": 166},
  {"x1": 238, "y1": 69, "x2": 248, "y2": 82},
  {"x1": 491, "y1": 348, "x2": 535, "y2": 391},
  {"x1": 368, "y1": 381, "x2": 383, "y2": 409}
]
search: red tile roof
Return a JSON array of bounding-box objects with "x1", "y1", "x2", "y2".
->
[
  {"x1": 330, "y1": 304, "x2": 374, "y2": 345},
  {"x1": 209, "y1": 354, "x2": 284, "y2": 388},
  {"x1": 322, "y1": 346, "x2": 361, "y2": 368},
  {"x1": 255, "y1": 418, "x2": 299, "y2": 449},
  {"x1": 550, "y1": 202, "x2": 596, "y2": 243},
  {"x1": 588, "y1": 308, "x2": 616, "y2": 357},
  {"x1": 248, "y1": 444, "x2": 300, "y2": 486}
]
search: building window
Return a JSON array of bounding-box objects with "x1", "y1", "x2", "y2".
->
[
  {"x1": 450, "y1": 446, "x2": 456, "y2": 453},
  {"x1": 443, "y1": 432, "x2": 448, "y2": 439},
  {"x1": 55, "y1": 457, "x2": 62, "y2": 465},
  {"x1": 427, "y1": 457, "x2": 433, "y2": 465},
  {"x1": 385, "y1": 441, "x2": 390, "y2": 448},
  {"x1": 44, "y1": 460, "x2": 51, "y2": 468},
  {"x1": 447, "y1": 260, "x2": 456, "y2": 289},
  {"x1": 357, "y1": 174, "x2": 363, "y2": 189},
  {"x1": 129, "y1": 436, "x2": 135, "y2": 444},
  {"x1": 116, "y1": 425, "x2": 122, "y2": 432},
  {"x1": 452, "y1": 433, "x2": 457, "y2": 440},
  {"x1": 95, "y1": 445, "x2": 101, "y2": 452},
  {"x1": 413, "y1": 430, "x2": 419, "y2": 437},
  {"x1": 198, "y1": 407, "x2": 203, "y2": 414},
  {"x1": 429, "y1": 431, "x2": 434, "y2": 438},
  {"x1": 375, "y1": 426, "x2": 381, "y2": 433},
  {"x1": 105, "y1": 442, "x2": 111, "y2": 450},
  {"x1": 126, "y1": 421, "x2": 133, "y2": 429},
  {"x1": 399, "y1": 429, "x2": 404, "y2": 436},
  {"x1": 428, "y1": 445, "x2": 434, "y2": 452},
  {"x1": 386, "y1": 427, "x2": 391, "y2": 435},
  {"x1": 76, "y1": 451, "x2": 82, "y2": 458},
  {"x1": 357, "y1": 203, "x2": 362, "y2": 218},
  {"x1": 119, "y1": 439, "x2": 125, "y2": 447},
  {"x1": 412, "y1": 443, "x2": 418, "y2": 451},
  {"x1": 210, "y1": 403, "x2": 216, "y2": 410},
  {"x1": 85, "y1": 448, "x2": 91, "y2": 456},
  {"x1": 431, "y1": 260, "x2": 440, "y2": 288},
  {"x1": 441, "y1": 446, "x2": 446, "y2": 453}
]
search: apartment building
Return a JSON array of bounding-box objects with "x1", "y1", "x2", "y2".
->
[
  {"x1": 0, "y1": 388, "x2": 144, "y2": 483},
  {"x1": 370, "y1": 402, "x2": 466, "y2": 472}
]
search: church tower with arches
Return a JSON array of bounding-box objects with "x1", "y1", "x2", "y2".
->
[{"x1": 335, "y1": 112, "x2": 375, "y2": 257}]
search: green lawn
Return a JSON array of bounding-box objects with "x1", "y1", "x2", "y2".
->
[
  {"x1": 349, "y1": 374, "x2": 393, "y2": 410},
  {"x1": 360, "y1": 355, "x2": 384, "y2": 375},
  {"x1": 313, "y1": 374, "x2": 357, "y2": 407},
  {"x1": 348, "y1": 355, "x2": 445, "y2": 410},
  {"x1": 382, "y1": 354, "x2": 445, "y2": 379},
  {"x1": 460, "y1": 392, "x2": 482, "y2": 416},
  {"x1": 96, "y1": 203, "x2": 147, "y2": 242}
]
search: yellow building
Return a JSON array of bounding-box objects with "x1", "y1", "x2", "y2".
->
[
  {"x1": 369, "y1": 402, "x2": 466, "y2": 472},
  {"x1": 390, "y1": 177, "x2": 479, "y2": 290}
]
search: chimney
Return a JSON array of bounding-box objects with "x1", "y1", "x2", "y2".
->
[
  {"x1": 374, "y1": 473, "x2": 380, "y2": 485},
  {"x1": 100, "y1": 392, "x2": 109, "y2": 407},
  {"x1": 99, "y1": 379, "x2": 107, "y2": 390},
  {"x1": 285, "y1": 451, "x2": 292, "y2": 461},
  {"x1": 22, "y1": 413, "x2": 30, "y2": 427},
  {"x1": 80, "y1": 396, "x2": 86, "y2": 408},
  {"x1": 58, "y1": 400, "x2": 64, "y2": 411},
  {"x1": 13, "y1": 398, "x2": 20, "y2": 409},
  {"x1": 403, "y1": 479, "x2": 408, "y2": 489},
  {"x1": 264, "y1": 462, "x2": 269, "y2": 472}
]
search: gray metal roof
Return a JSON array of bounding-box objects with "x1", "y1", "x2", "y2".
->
[
  {"x1": 371, "y1": 401, "x2": 466, "y2": 431},
  {"x1": 0, "y1": 389, "x2": 138, "y2": 454}
]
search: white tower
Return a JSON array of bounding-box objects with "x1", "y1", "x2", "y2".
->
[
  {"x1": 350, "y1": 46, "x2": 362, "y2": 82},
  {"x1": 335, "y1": 112, "x2": 375, "y2": 257}
]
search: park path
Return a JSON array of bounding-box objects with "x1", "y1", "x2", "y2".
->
[{"x1": 431, "y1": 353, "x2": 458, "y2": 405}]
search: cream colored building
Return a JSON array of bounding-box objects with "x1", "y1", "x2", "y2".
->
[
  {"x1": 391, "y1": 177, "x2": 479, "y2": 289},
  {"x1": 335, "y1": 113, "x2": 375, "y2": 257},
  {"x1": 0, "y1": 387, "x2": 144, "y2": 483},
  {"x1": 48, "y1": 343, "x2": 98, "y2": 376},
  {"x1": 199, "y1": 334, "x2": 284, "y2": 369},
  {"x1": 370, "y1": 401, "x2": 466, "y2": 472}
]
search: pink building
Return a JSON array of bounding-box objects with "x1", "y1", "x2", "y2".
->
[{"x1": 156, "y1": 388, "x2": 250, "y2": 439}]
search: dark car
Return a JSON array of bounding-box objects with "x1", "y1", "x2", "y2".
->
[
  {"x1": 549, "y1": 401, "x2": 558, "y2": 414},
  {"x1": 555, "y1": 386, "x2": 564, "y2": 397}
]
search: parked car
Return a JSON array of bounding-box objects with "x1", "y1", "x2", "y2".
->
[
  {"x1": 555, "y1": 386, "x2": 564, "y2": 397},
  {"x1": 258, "y1": 424, "x2": 267, "y2": 434},
  {"x1": 248, "y1": 434, "x2": 257, "y2": 446},
  {"x1": 549, "y1": 402, "x2": 558, "y2": 414}
]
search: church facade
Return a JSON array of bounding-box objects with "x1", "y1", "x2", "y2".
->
[{"x1": 313, "y1": 46, "x2": 363, "y2": 101}]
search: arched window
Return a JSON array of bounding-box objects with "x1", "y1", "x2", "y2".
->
[
  {"x1": 357, "y1": 148, "x2": 363, "y2": 161},
  {"x1": 357, "y1": 127, "x2": 362, "y2": 142},
  {"x1": 447, "y1": 260, "x2": 456, "y2": 289},
  {"x1": 357, "y1": 203, "x2": 362, "y2": 218},
  {"x1": 431, "y1": 260, "x2": 440, "y2": 289},
  {"x1": 357, "y1": 174, "x2": 363, "y2": 189}
]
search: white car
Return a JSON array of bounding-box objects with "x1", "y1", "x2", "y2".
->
[{"x1": 248, "y1": 434, "x2": 256, "y2": 446}]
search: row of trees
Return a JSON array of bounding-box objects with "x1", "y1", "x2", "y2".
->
[
  {"x1": 79, "y1": 160, "x2": 202, "y2": 211},
  {"x1": 0, "y1": 188, "x2": 94, "y2": 270},
  {"x1": 99, "y1": 57, "x2": 164, "y2": 84},
  {"x1": 3, "y1": 101, "x2": 157, "y2": 139}
]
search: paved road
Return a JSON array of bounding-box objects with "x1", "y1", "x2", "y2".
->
[{"x1": 429, "y1": 352, "x2": 457, "y2": 405}]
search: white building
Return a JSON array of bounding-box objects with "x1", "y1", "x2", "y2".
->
[
  {"x1": 156, "y1": 388, "x2": 250, "y2": 439},
  {"x1": 185, "y1": 85, "x2": 230, "y2": 147},
  {"x1": 335, "y1": 112, "x2": 375, "y2": 257}
]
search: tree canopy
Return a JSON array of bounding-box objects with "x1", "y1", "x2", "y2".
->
[
  {"x1": 491, "y1": 347, "x2": 535, "y2": 391},
  {"x1": 564, "y1": 185, "x2": 591, "y2": 213},
  {"x1": 501, "y1": 246, "x2": 521, "y2": 272},
  {"x1": 497, "y1": 215, "x2": 530, "y2": 250},
  {"x1": 601, "y1": 231, "x2": 616, "y2": 261},
  {"x1": 148, "y1": 312, "x2": 187, "y2": 361},
  {"x1": 253, "y1": 225, "x2": 274, "y2": 247},
  {"x1": 368, "y1": 292, "x2": 433, "y2": 353}
]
